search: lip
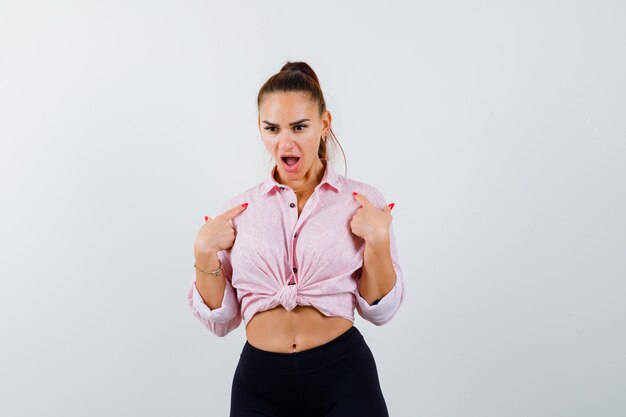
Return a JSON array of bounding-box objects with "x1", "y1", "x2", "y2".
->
[{"x1": 281, "y1": 156, "x2": 301, "y2": 173}]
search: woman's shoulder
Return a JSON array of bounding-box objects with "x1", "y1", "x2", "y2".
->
[
  {"x1": 216, "y1": 182, "x2": 265, "y2": 214},
  {"x1": 340, "y1": 174, "x2": 389, "y2": 210}
]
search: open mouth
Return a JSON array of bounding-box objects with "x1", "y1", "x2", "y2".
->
[
  {"x1": 280, "y1": 155, "x2": 301, "y2": 172},
  {"x1": 281, "y1": 156, "x2": 300, "y2": 166}
]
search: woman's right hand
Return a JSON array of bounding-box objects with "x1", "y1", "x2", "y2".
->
[{"x1": 194, "y1": 203, "x2": 248, "y2": 258}]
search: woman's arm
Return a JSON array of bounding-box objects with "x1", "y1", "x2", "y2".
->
[
  {"x1": 353, "y1": 188, "x2": 406, "y2": 326},
  {"x1": 187, "y1": 248, "x2": 242, "y2": 337},
  {"x1": 187, "y1": 200, "x2": 243, "y2": 337},
  {"x1": 195, "y1": 250, "x2": 228, "y2": 309},
  {"x1": 358, "y1": 232, "x2": 396, "y2": 305}
]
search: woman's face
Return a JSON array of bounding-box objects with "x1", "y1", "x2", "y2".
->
[{"x1": 258, "y1": 91, "x2": 331, "y2": 188}]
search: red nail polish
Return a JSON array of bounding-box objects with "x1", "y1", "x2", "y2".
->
[
  {"x1": 204, "y1": 215, "x2": 208, "y2": 221},
  {"x1": 388, "y1": 202, "x2": 395, "y2": 210},
  {"x1": 353, "y1": 191, "x2": 358, "y2": 196},
  {"x1": 241, "y1": 203, "x2": 249, "y2": 208}
]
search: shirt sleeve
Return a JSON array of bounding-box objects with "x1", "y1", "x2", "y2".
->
[
  {"x1": 187, "y1": 200, "x2": 243, "y2": 337},
  {"x1": 355, "y1": 188, "x2": 406, "y2": 326}
]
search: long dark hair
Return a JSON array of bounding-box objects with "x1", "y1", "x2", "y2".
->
[{"x1": 257, "y1": 61, "x2": 347, "y2": 177}]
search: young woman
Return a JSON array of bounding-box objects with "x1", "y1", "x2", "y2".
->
[{"x1": 188, "y1": 61, "x2": 406, "y2": 417}]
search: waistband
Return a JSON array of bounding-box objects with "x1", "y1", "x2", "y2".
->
[{"x1": 240, "y1": 326, "x2": 364, "y2": 376}]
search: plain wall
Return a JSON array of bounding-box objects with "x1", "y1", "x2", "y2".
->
[{"x1": 1, "y1": 1, "x2": 624, "y2": 416}]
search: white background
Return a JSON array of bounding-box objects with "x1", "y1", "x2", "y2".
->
[{"x1": 1, "y1": 1, "x2": 624, "y2": 416}]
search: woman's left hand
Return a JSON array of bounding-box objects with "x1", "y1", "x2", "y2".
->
[{"x1": 349, "y1": 192, "x2": 394, "y2": 243}]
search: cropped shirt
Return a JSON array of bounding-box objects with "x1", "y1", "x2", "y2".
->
[{"x1": 187, "y1": 160, "x2": 406, "y2": 337}]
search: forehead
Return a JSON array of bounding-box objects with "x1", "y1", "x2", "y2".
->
[{"x1": 259, "y1": 91, "x2": 317, "y2": 119}]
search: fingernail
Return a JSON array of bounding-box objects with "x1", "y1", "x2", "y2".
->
[
  {"x1": 388, "y1": 202, "x2": 395, "y2": 210},
  {"x1": 241, "y1": 203, "x2": 249, "y2": 208},
  {"x1": 204, "y1": 215, "x2": 208, "y2": 222},
  {"x1": 352, "y1": 191, "x2": 358, "y2": 196}
]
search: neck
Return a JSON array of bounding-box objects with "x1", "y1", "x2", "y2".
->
[{"x1": 276, "y1": 158, "x2": 325, "y2": 194}]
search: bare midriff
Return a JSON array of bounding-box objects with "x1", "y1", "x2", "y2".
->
[{"x1": 245, "y1": 305, "x2": 353, "y2": 353}]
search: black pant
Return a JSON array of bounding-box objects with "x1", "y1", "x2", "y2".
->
[{"x1": 229, "y1": 326, "x2": 389, "y2": 417}]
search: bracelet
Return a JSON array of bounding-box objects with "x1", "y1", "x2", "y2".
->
[
  {"x1": 194, "y1": 261, "x2": 222, "y2": 276},
  {"x1": 194, "y1": 259, "x2": 223, "y2": 277},
  {"x1": 194, "y1": 246, "x2": 224, "y2": 276}
]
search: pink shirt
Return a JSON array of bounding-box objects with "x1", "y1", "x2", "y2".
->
[{"x1": 187, "y1": 160, "x2": 405, "y2": 337}]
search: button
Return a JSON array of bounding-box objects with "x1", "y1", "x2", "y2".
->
[
  {"x1": 293, "y1": 267, "x2": 297, "y2": 273},
  {"x1": 279, "y1": 186, "x2": 285, "y2": 190},
  {"x1": 294, "y1": 233, "x2": 297, "y2": 238},
  {"x1": 289, "y1": 202, "x2": 295, "y2": 208}
]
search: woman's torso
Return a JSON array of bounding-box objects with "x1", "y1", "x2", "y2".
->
[{"x1": 244, "y1": 190, "x2": 353, "y2": 353}]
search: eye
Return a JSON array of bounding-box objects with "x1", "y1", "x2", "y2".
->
[{"x1": 264, "y1": 125, "x2": 307, "y2": 133}]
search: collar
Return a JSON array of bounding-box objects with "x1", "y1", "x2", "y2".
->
[{"x1": 260, "y1": 159, "x2": 342, "y2": 195}]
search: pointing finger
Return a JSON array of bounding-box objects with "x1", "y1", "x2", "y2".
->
[
  {"x1": 220, "y1": 202, "x2": 249, "y2": 220},
  {"x1": 352, "y1": 191, "x2": 373, "y2": 208}
]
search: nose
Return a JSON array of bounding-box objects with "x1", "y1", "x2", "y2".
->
[{"x1": 278, "y1": 133, "x2": 297, "y2": 151}]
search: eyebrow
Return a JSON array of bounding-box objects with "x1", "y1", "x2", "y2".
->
[{"x1": 262, "y1": 118, "x2": 310, "y2": 127}]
